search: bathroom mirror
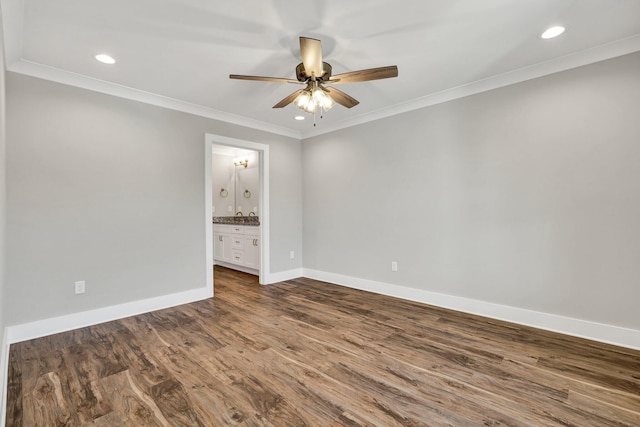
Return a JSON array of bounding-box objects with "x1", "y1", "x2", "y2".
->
[
  {"x1": 211, "y1": 146, "x2": 259, "y2": 217},
  {"x1": 234, "y1": 166, "x2": 259, "y2": 215}
]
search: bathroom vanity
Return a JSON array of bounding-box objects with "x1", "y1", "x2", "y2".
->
[{"x1": 213, "y1": 218, "x2": 260, "y2": 274}]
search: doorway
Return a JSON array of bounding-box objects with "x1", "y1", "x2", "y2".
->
[{"x1": 204, "y1": 134, "x2": 270, "y2": 292}]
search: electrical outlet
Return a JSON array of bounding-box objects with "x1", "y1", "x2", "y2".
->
[
  {"x1": 391, "y1": 261, "x2": 398, "y2": 272},
  {"x1": 75, "y1": 280, "x2": 86, "y2": 294},
  {"x1": 290, "y1": 251, "x2": 295, "y2": 260}
]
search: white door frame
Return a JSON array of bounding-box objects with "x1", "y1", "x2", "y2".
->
[{"x1": 205, "y1": 134, "x2": 270, "y2": 288}]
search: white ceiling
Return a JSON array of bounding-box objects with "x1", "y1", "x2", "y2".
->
[{"x1": 3, "y1": 0, "x2": 640, "y2": 139}]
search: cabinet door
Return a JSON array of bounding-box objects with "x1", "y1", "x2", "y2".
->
[
  {"x1": 244, "y1": 235, "x2": 260, "y2": 269},
  {"x1": 213, "y1": 232, "x2": 224, "y2": 260},
  {"x1": 214, "y1": 233, "x2": 233, "y2": 263}
]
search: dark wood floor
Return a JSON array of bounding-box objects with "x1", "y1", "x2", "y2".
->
[{"x1": 5, "y1": 266, "x2": 640, "y2": 426}]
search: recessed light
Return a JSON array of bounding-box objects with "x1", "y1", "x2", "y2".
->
[
  {"x1": 95, "y1": 54, "x2": 116, "y2": 64},
  {"x1": 541, "y1": 26, "x2": 565, "y2": 40},
  {"x1": 294, "y1": 116, "x2": 305, "y2": 121}
]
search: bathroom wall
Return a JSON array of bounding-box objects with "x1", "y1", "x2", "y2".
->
[{"x1": 211, "y1": 153, "x2": 235, "y2": 216}]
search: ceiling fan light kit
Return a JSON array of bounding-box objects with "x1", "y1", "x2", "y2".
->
[
  {"x1": 295, "y1": 81, "x2": 335, "y2": 114},
  {"x1": 230, "y1": 37, "x2": 398, "y2": 123}
]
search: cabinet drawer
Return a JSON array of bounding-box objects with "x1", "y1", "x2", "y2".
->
[
  {"x1": 244, "y1": 226, "x2": 260, "y2": 236},
  {"x1": 213, "y1": 224, "x2": 234, "y2": 234},
  {"x1": 231, "y1": 251, "x2": 244, "y2": 264},
  {"x1": 231, "y1": 236, "x2": 243, "y2": 249},
  {"x1": 230, "y1": 226, "x2": 244, "y2": 234}
]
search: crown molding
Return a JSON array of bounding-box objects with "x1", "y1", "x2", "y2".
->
[
  {"x1": 301, "y1": 34, "x2": 640, "y2": 139},
  {"x1": 3, "y1": 0, "x2": 639, "y2": 141},
  {"x1": 0, "y1": 0, "x2": 23, "y2": 64},
  {"x1": 6, "y1": 59, "x2": 303, "y2": 140}
]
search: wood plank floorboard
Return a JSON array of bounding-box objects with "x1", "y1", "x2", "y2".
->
[{"x1": 6, "y1": 266, "x2": 640, "y2": 426}]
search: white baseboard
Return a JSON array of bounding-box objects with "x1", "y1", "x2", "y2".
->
[
  {"x1": 303, "y1": 268, "x2": 640, "y2": 351},
  {"x1": 3, "y1": 264, "x2": 303, "y2": 345},
  {"x1": 265, "y1": 268, "x2": 304, "y2": 284},
  {"x1": 1, "y1": 328, "x2": 9, "y2": 427},
  {"x1": 6, "y1": 286, "x2": 212, "y2": 345}
]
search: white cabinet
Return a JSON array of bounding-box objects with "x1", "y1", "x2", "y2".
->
[
  {"x1": 230, "y1": 229, "x2": 244, "y2": 265},
  {"x1": 213, "y1": 224, "x2": 260, "y2": 272},
  {"x1": 243, "y1": 227, "x2": 260, "y2": 270},
  {"x1": 213, "y1": 225, "x2": 233, "y2": 263}
]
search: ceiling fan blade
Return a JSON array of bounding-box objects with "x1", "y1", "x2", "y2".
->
[
  {"x1": 299, "y1": 37, "x2": 324, "y2": 78},
  {"x1": 273, "y1": 89, "x2": 304, "y2": 108},
  {"x1": 230, "y1": 74, "x2": 300, "y2": 84},
  {"x1": 328, "y1": 66, "x2": 398, "y2": 84},
  {"x1": 324, "y1": 87, "x2": 359, "y2": 108}
]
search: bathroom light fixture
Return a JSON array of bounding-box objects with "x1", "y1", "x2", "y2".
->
[
  {"x1": 95, "y1": 54, "x2": 116, "y2": 64},
  {"x1": 294, "y1": 115, "x2": 305, "y2": 121},
  {"x1": 234, "y1": 159, "x2": 249, "y2": 168},
  {"x1": 541, "y1": 26, "x2": 565, "y2": 39}
]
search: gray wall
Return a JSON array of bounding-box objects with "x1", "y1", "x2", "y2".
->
[
  {"x1": 302, "y1": 52, "x2": 640, "y2": 330},
  {"x1": 5, "y1": 73, "x2": 302, "y2": 326}
]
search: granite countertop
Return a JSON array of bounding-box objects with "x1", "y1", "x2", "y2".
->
[{"x1": 213, "y1": 216, "x2": 260, "y2": 226}]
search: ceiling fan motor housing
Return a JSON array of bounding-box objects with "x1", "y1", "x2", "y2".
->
[{"x1": 296, "y1": 62, "x2": 332, "y2": 82}]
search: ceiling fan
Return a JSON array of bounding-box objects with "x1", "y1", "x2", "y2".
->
[{"x1": 230, "y1": 37, "x2": 398, "y2": 117}]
